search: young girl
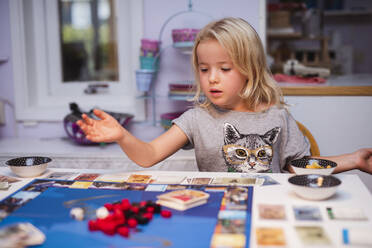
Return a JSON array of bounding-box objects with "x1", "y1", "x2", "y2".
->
[{"x1": 77, "y1": 17, "x2": 372, "y2": 174}]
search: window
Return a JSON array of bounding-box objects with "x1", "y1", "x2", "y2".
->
[{"x1": 10, "y1": 0, "x2": 144, "y2": 121}]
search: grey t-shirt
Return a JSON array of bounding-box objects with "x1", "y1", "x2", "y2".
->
[{"x1": 173, "y1": 105, "x2": 310, "y2": 173}]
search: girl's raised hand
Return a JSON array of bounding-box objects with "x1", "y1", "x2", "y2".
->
[{"x1": 76, "y1": 109, "x2": 125, "y2": 143}]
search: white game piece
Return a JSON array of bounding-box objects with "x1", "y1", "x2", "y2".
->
[
  {"x1": 96, "y1": 206, "x2": 109, "y2": 219},
  {"x1": 70, "y1": 207, "x2": 84, "y2": 221}
]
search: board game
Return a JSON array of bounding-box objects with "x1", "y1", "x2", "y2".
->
[{"x1": 0, "y1": 178, "x2": 254, "y2": 248}]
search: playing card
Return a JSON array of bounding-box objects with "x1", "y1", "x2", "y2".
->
[
  {"x1": 45, "y1": 172, "x2": 78, "y2": 180},
  {"x1": 73, "y1": 173, "x2": 100, "y2": 181},
  {"x1": 327, "y1": 206, "x2": 367, "y2": 220},
  {"x1": 343, "y1": 227, "x2": 372, "y2": 246},
  {"x1": 191, "y1": 177, "x2": 213, "y2": 185},
  {"x1": 295, "y1": 226, "x2": 331, "y2": 245},
  {"x1": 127, "y1": 174, "x2": 152, "y2": 184},
  {"x1": 214, "y1": 219, "x2": 245, "y2": 234},
  {"x1": 258, "y1": 204, "x2": 286, "y2": 220},
  {"x1": 156, "y1": 199, "x2": 207, "y2": 211},
  {"x1": 0, "y1": 175, "x2": 20, "y2": 183},
  {"x1": 69, "y1": 181, "x2": 93, "y2": 189},
  {"x1": 211, "y1": 233, "x2": 246, "y2": 247},
  {"x1": 211, "y1": 177, "x2": 257, "y2": 186},
  {"x1": 95, "y1": 173, "x2": 129, "y2": 183},
  {"x1": 0, "y1": 222, "x2": 45, "y2": 248},
  {"x1": 89, "y1": 181, "x2": 129, "y2": 190},
  {"x1": 256, "y1": 227, "x2": 286, "y2": 246},
  {"x1": 293, "y1": 206, "x2": 322, "y2": 221},
  {"x1": 157, "y1": 189, "x2": 209, "y2": 206},
  {"x1": 145, "y1": 184, "x2": 167, "y2": 192},
  {"x1": 149, "y1": 175, "x2": 185, "y2": 184}
]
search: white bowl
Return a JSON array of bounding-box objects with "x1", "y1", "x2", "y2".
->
[
  {"x1": 6, "y1": 156, "x2": 51, "y2": 177},
  {"x1": 290, "y1": 157, "x2": 337, "y2": 175},
  {"x1": 288, "y1": 174, "x2": 341, "y2": 200}
]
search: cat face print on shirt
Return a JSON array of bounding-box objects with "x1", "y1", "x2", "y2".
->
[{"x1": 222, "y1": 123, "x2": 281, "y2": 173}]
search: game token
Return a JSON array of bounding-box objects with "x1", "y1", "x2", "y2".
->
[
  {"x1": 118, "y1": 226, "x2": 130, "y2": 237},
  {"x1": 127, "y1": 218, "x2": 138, "y2": 228},
  {"x1": 88, "y1": 220, "x2": 99, "y2": 231},
  {"x1": 96, "y1": 206, "x2": 109, "y2": 219},
  {"x1": 161, "y1": 210, "x2": 172, "y2": 218},
  {"x1": 104, "y1": 203, "x2": 114, "y2": 211},
  {"x1": 70, "y1": 207, "x2": 84, "y2": 221}
]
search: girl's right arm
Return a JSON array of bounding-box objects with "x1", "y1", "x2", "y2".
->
[{"x1": 77, "y1": 109, "x2": 189, "y2": 167}]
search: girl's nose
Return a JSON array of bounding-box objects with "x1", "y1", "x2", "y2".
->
[{"x1": 209, "y1": 70, "x2": 219, "y2": 84}]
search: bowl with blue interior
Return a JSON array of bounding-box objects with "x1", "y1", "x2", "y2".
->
[
  {"x1": 6, "y1": 156, "x2": 51, "y2": 177},
  {"x1": 288, "y1": 174, "x2": 341, "y2": 200},
  {"x1": 290, "y1": 157, "x2": 337, "y2": 175}
]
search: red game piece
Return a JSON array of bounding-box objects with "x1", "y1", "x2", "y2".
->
[
  {"x1": 113, "y1": 208, "x2": 125, "y2": 220},
  {"x1": 130, "y1": 206, "x2": 139, "y2": 214},
  {"x1": 121, "y1": 199, "x2": 131, "y2": 211},
  {"x1": 104, "y1": 203, "x2": 114, "y2": 212},
  {"x1": 118, "y1": 226, "x2": 130, "y2": 237},
  {"x1": 160, "y1": 210, "x2": 172, "y2": 218},
  {"x1": 127, "y1": 218, "x2": 138, "y2": 228},
  {"x1": 142, "y1": 212, "x2": 153, "y2": 220},
  {"x1": 146, "y1": 206, "x2": 155, "y2": 213},
  {"x1": 140, "y1": 200, "x2": 147, "y2": 207},
  {"x1": 100, "y1": 221, "x2": 117, "y2": 235},
  {"x1": 88, "y1": 219, "x2": 99, "y2": 231}
]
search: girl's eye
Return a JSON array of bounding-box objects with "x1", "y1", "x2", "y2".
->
[
  {"x1": 200, "y1": 68, "x2": 208, "y2": 72},
  {"x1": 221, "y1": 68, "x2": 231, "y2": 72}
]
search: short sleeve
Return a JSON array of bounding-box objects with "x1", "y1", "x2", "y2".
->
[
  {"x1": 280, "y1": 110, "x2": 310, "y2": 171},
  {"x1": 172, "y1": 108, "x2": 195, "y2": 149}
]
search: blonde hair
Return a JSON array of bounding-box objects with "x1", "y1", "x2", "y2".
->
[{"x1": 191, "y1": 17, "x2": 284, "y2": 111}]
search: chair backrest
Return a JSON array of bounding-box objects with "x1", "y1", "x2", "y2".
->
[{"x1": 296, "y1": 121, "x2": 320, "y2": 156}]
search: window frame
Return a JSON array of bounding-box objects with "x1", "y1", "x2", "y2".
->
[{"x1": 9, "y1": 0, "x2": 145, "y2": 122}]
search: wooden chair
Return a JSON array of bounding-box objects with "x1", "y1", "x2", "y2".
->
[{"x1": 296, "y1": 121, "x2": 320, "y2": 156}]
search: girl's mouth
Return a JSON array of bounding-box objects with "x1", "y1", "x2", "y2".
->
[{"x1": 210, "y1": 89, "x2": 222, "y2": 96}]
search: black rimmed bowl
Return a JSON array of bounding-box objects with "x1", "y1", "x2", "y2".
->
[
  {"x1": 288, "y1": 174, "x2": 341, "y2": 200},
  {"x1": 6, "y1": 156, "x2": 51, "y2": 177},
  {"x1": 290, "y1": 157, "x2": 337, "y2": 175}
]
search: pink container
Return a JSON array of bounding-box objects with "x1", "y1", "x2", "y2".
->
[
  {"x1": 172, "y1": 29, "x2": 200, "y2": 43},
  {"x1": 141, "y1": 39, "x2": 159, "y2": 52}
]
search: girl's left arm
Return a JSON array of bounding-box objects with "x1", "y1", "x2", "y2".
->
[{"x1": 320, "y1": 148, "x2": 372, "y2": 174}]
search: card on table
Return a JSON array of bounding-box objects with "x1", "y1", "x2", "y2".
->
[
  {"x1": 126, "y1": 174, "x2": 152, "y2": 184},
  {"x1": 73, "y1": 173, "x2": 100, "y2": 181},
  {"x1": 214, "y1": 219, "x2": 245, "y2": 234},
  {"x1": 295, "y1": 226, "x2": 331, "y2": 245},
  {"x1": 327, "y1": 206, "x2": 367, "y2": 220},
  {"x1": 149, "y1": 175, "x2": 185, "y2": 184},
  {"x1": 256, "y1": 227, "x2": 286, "y2": 246},
  {"x1": 145, "y1": 184, "x2": 167, "y2": 192},
  {"x1": 293, "y1": 206, "x2": 322, "y2": 221},
  {"x1": 44, "y1": 172, "x2": 78, "y2": 180},
  {"x1": 211, "y1": 233, "x2": 246, "y2": 248},
  {"x1": 0, "y1": 222, "x2": 45, "y2": 247},
  {"x1": 0, "y1": 175, "x2": 20, "y2": 183},
  {"x1": 157, "y1": 189, "x2": 210, "y2": 205},
  {"x1": 191, "y1": 177, "x2": 213, "y2": 185},
  {"x1": 69, "y1": 181, "x2": 93, "y2": 189},
  {"x1": 211, "y1": 177, "x2": 257, "y2": 186},
  {"x1": 342, "y1": 227, "x2": 372, "y2": 246},
  {"x1": 95, "y1": 173, "x2": 129, "y2": 183},
  {"x1": 258, "y1": 204, "x2": 286, "y2": 220},
  {"x1": 156, "y1": 199, "x2": 208, "y2": 211}
]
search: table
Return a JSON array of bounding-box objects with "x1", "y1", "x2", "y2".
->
[{"x1": 1, "y1": 167, "x2": 372, "y2": 247}]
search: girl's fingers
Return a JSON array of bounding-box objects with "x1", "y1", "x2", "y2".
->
[
  {"x1": 82, "y1": 114, "x2": 93, "y2": 125},
  {"x1": 93, "y1": 109, "x2": 111, "y2": 120}
]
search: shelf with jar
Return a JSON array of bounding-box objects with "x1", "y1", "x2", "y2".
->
[{"x1": 134, "y1": 0, "x2": 212, "y2": 128}]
